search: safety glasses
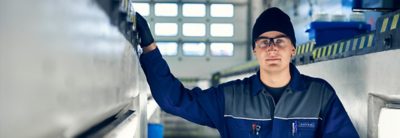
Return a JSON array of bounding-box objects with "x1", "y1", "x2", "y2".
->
[{"x1": 254, "y1": 35, "x2": 291, "y2": 49}]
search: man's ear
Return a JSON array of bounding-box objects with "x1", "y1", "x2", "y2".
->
[
  {"x1": 291, "y1": 48, "x2": 296, "y2": 57},
  {"x1": 252, "y1": 49, "x2": 257, "y2": 59}
]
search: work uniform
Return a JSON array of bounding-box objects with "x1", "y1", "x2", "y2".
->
[{"x1": 140, "y1": 48, "x2": 359, "y2": 138}]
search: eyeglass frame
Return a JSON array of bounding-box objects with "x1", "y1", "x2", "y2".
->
[{"x1": 254, "y1": 35, "x2": 291, "y2": 49}]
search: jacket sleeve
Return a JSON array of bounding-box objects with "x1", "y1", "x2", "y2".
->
[
  {"x1": 139, "y1": 48, "x2": 224, "y2": 128},
  {"x1": 318, "y1": 83, "x2": 359, "y2": 138}
]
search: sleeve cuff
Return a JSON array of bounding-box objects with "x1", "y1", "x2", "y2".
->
[{"x1": 139, "y1": 47, "x2": 162, "y2": 66}]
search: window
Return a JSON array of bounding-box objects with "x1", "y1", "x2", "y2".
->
[
  {"x1": 155, "y1": 3, "x2": 178, "y2": 16},
  {"x1": 148, "y1": 2, "x2": 236, "y2": 56},
  {"x1": 182, "y1": 43, "x2": 206, "y2": 56},
  {"x1": 155, "y1": 23, "x2": 178, "y2": 36},
  {"x1": 183, "y1": 4, "x2": 206, "y2": 17},
  {"x1": 157, "y1": 42, "x2": 178, "y2": 56},
  {"x1": 210, "y1": 43, "x2": 234, "y2": 56},
  {"x1": 133, "y1": 3, "x2": 150, "y2": 16},
  {"x1": 210, "y1": 4, "x2": 234, "y2": 17},
  {"x1": 210, "y1": 23, "x2": 234, "y2": 37},
  {"x1": 182, "y1": 23, "x2": 206, "y2": 36}
]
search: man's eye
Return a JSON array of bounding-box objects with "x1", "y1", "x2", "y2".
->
[
  {"x1": 262, "y1": 40, "x2": 270, "y2": 45},
  {"x1": 275, "y1": 39, "x2": 283, "y2": 44}
]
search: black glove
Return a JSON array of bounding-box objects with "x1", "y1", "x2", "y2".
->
[{"x1": 136, "y1": 12, "x2": 154, "y2": 47}]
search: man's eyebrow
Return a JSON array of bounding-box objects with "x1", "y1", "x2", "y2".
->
[{"x1": 256, "y1": 34, "x2": 287, "y2": 39}]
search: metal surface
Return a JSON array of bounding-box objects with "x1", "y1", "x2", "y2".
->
[
  {"x1": 297, "y1": 49, "x2": 400, "y2": 138},
  {"x1": 368, "y1": 94, "x2": 400, "y2": 138},
  {"x1": 104, "y1": 110, "x2": 138, "y2": 138},
  {"x1": 0, "y1": 0, "x2": 149, "y2": 137}
]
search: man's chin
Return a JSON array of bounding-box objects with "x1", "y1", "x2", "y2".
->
[{"x1": 261, "y1": 64, "x2": 281, "y2": 71}]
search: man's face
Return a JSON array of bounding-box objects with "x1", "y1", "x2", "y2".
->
[{"x1": 253, "y1": 31, "x2": 295, "y2": 73}]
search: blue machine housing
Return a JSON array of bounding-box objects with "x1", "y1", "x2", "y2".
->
[{"x1": 307, "y1": 21, "x2": 371, "y2": 46}]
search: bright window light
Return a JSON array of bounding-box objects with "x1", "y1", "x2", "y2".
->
[
  {"x1": 155, "y1": 23, "x2": 177, "y2": 36},
  {"x1": 155, "y1": 3, "x2": 177, "y2": 16},
  {"x1": 211, "y1": 23, "x2": 234, "y2": 37},
  {"x1": 211, "y1": 4, "x2": 234, "y2": 17},
  {"x1": 183, "y1": 4, "x2": 206, "y2": 17},
  {"x1": 182, "y1": 43, "x2": 206, "y2": 56},
  {"x1": 182, "y1": 23, "x2": 205, "y2": 36},
  {"x1": 210, "y1": 43, "x2": 234, "y2": 56},
  {"x1": 157, "y1": 42, "x2": 178, "y2": 56},
  {"x1": 133, "y1": 3, "x2": 150, "y2": 16}
]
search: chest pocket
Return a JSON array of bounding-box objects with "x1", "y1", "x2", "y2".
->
[
  {"x1": 226, "y1": 118, "x2": 272, "y2": 138},
  {"x1": 290, "y1": 120, "x2": 318, "y2": 138}
]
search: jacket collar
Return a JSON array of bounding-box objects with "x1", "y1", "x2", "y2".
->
[{"x1": 251, "y1": 63, "x2": 307, "y2": 96}]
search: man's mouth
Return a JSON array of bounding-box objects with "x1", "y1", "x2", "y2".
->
[{"x1": 266, "y1": 58, "x2": 280, "y2": 61}]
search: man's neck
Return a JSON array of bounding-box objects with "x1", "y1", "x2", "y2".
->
[{"x1": 260, "y1": 67, "x2": 291, "y2": 88}]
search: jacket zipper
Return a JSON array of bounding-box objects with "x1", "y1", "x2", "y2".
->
[
  {"x1": 264, "y1": 88, "x2": 291, "y2": 117},
  {"x1": 262, "y1": 89, "x2": 276, "y2": 117},
  {"x1": 263, "y1": 89, "x2": 276, "y2": 107}
]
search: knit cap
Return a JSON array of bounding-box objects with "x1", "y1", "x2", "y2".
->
[{"x1": 252, "y1": 7, "x2": 296, "y2": 49}]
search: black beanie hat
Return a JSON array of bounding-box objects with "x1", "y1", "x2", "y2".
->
[{"x1": 252, "y1": 7, "x2": 296, "y2": 49}]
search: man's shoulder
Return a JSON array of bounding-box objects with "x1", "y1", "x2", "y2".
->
[
  {"x1": 217, "y1": 74, "x2": 256, "y2": 92},
  {"x1": 300, "y1": 74, "x2": 335, "y2": 92}
]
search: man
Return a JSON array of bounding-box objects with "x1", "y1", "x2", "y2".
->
[{"x1": 136, "y1": 7, "x2": 359, "y2": 138}]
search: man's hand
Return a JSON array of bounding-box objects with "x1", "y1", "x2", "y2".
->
[{"x1": 136, "y1": 12, "x2": 154, "y2": 48}]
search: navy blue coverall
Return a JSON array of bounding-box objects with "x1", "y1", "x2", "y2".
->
[{"x1": 140, "y1": 48, "x2": 359, "y2": 138}]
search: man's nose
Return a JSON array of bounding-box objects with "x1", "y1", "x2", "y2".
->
[{"x1": 266, "y1": 43, "x2": 278, "y2": 51}]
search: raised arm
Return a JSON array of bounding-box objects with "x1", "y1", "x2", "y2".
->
[{"x1": 135, "y1": 12, "x2": 225, "y2": 128}]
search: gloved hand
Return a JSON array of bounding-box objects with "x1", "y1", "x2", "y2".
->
[{"x1": 136, "y1": 12, "x2": 154, "y2": 47}]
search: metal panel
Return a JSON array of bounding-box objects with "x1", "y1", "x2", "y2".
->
[
  {"x1": 0, "y1": 0, "x2": 148, "y2": 137},
  {"x1": 297, "y1": 49, "x2": 400, "y2": 138}
]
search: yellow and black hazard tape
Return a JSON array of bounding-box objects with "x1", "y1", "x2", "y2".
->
[
  {"x1": 310, "y1": 32, "x2": 374, "y2": 60},
  {"x1": 379, "y1": 12, "x2": 399, "y2": 33},
  {"x1": 296, "y1": 41, "x2": 315, "y2": 55}
]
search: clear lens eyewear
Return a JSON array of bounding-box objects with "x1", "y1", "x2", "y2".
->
[{"x1": 255, "y1": 35, "x2": 290, "y2": 49}]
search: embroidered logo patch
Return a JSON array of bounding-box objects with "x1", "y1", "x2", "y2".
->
[{"x1": 298, "y1": 121, "x2": 316, "y2": 128}]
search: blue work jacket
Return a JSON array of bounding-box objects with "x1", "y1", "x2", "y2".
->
[{"x1": 140, "y1": 48, "x2": 359, "y2": 138}]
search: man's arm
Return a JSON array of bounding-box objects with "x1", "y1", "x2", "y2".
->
[
  {"x1": 317, "y1": 83, "x2": 359, "y2": 138},
  {"x1": 142, "y1": 42, "x2": 157, "y2": 53},
  {"x1": 135, "y1": 13, "x2": 224, "y2": 128}
]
